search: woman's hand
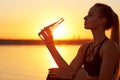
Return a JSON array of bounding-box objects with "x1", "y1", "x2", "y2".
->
[
  {"x1": 39, "y1": 27, "x2": 54, "y2": 45},
  {"x1": 49, "y1": 68, "x2": 73, "y2": 79}
]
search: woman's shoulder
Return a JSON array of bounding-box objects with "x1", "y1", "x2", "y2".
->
[
  {"x1": 101, "y1": 39, "x2": 119, "y2": 58},
  {"x1": 102, "y1": 39, "x2": 119, "y2": 50}
]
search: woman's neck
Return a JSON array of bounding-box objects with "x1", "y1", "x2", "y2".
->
[{"x1": 91, "y1": 29, "x2": 106, "y2": 45}]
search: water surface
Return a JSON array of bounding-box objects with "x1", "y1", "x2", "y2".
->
[{"x1": 0, "y1": 45, "x2": 80, "y2": 80}]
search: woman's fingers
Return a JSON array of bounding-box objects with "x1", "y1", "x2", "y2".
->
[
  {"x1": 39, "y1": 29, "x2": 46, "y2": 40},
  {"x1": 39, "y1": 27, "x2": 54, "y2": 44},
  {"x1": 44, "y1": 27, "x2": 52, "y2": 37}
]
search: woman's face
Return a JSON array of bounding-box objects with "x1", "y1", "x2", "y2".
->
[{"x1": 84, "y1": 6, "x2": 104, "y2": 30}]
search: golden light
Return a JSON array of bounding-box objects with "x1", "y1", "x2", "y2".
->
[{"x1": 53, "y1": 24, "x2": 66, "y2": 40}]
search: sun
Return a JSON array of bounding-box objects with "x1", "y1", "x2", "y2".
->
[{"x1": 52, "y1": 24, "x2": 66, "y2": 40}]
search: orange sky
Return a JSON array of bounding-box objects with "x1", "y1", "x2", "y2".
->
[{"x1": 0, "y1": 0, "x2": 120, "y2": 40}]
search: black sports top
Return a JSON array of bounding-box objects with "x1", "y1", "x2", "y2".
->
[{"x1": 84, "y1": 38, "x2": 108, "y2": 77}]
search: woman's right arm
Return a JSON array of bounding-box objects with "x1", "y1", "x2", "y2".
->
[
  {"x1": 40, "y1": 27, "x2": 69, "y2": 69},
  {"x1": 46, "y1": 42, "x2": 69, "y2": 69}
]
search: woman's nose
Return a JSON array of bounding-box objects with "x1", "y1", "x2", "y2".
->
[{"x1": 84, "y1": 16, "x2": 87, "y2": 20}]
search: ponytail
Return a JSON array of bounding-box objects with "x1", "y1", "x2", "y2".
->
[{"x1": 110, "y1": 13, "x2": 119, "y2": 46}]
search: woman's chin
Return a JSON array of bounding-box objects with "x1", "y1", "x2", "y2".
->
[{"x1": 84, "y1": 26, "x2": 89, "y2": 29}]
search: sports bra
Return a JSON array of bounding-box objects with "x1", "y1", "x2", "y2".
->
[{"x1": 84, "y1": 38, "x2": 108, "y2": 77}]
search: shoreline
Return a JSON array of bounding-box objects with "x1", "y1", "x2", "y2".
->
[{"x1": 0, "y1": 39, "x2": 92, "y2": 45}]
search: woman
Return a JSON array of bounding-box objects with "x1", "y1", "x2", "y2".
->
[{"x1": 39, "y1": 3, "x2": 120, "y2": 80}]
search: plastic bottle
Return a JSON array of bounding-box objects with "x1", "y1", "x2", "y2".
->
[{"x1": 38, "y1": 18, "x2": 64, "y2": 39}]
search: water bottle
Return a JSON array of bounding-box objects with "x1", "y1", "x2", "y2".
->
[{"x1": 38, "y1": 18, "x2": 64, "y2": 39}]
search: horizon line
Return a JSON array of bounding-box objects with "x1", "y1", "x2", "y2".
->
[{"x1": 0, "y1": 39, "x2": 92, "y2": 45}]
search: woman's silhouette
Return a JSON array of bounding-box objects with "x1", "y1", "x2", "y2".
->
[{"x1": 39, "y1": 3, "x2": 120, "y2": 80}]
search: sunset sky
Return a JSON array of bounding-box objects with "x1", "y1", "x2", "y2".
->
[{"x1": 0, "y1": 0, "x2": 120, "y2": 40}]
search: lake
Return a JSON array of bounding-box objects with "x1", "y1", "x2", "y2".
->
[{"x1": 0, "y1": 45, "x2": 80, "y2": 80}]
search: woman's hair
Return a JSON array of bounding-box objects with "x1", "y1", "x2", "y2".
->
[{"x1": 93, "y1": 3, "x2": 119, "y2": 46}]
